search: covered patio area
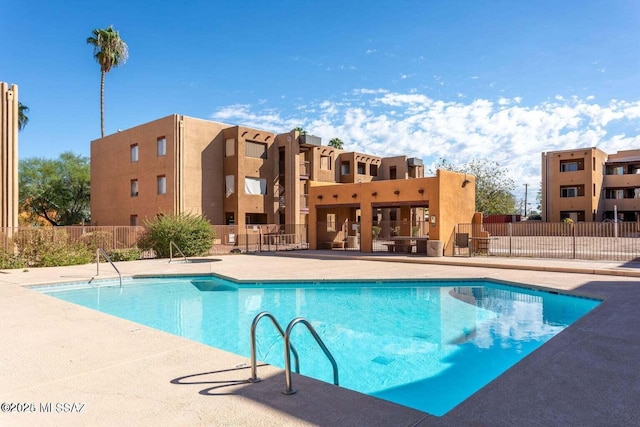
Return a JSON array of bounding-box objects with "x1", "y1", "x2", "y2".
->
[{"x1": 308, "y1": 170, "x2": 478, "y2": 254}]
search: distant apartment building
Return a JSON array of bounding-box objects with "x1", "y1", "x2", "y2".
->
[
  {"x1": 541, "y1": 147, "x2": 640, "y2": 222},
  {"x1": 90, "y1": 114, "x2": 424, "y2": 227}
]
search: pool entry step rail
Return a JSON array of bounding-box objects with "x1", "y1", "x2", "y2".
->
[
  {"x1": 248, "y1": 311, "x2": 339, "y2": 395},
  {"x1": 169, "y1": 241, "x2": 188, "y2": 263},
  {"x1": 96, "y1": 248, "x2": 122, "y2": 288}
]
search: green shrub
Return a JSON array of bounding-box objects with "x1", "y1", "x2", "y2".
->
[
  {"x1": 562, "y1": 218, "x2": 574, "y2": 224},
  {"x1": 372, "y1": 226, "x2": 382, "y2": 239},
  {"x1": 138, "y1": 213, "x2": 215, "y2": 258},
  {"x1": 14, "y1": 228, "x2": 93, "y2": 267},
  {"x1": 0, "y1": 251, "x2": 27, "y2": 269},
  {"x1": 39, "y1": 244, "x2": 93, "y2": 267},
  {"x1": 108, "y1": 247, "x2": 141, "y2": 262}
]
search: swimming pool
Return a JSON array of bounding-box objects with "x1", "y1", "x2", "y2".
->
[{"x1": 37, "y1": 276, "x2": 600, "y2": 416}]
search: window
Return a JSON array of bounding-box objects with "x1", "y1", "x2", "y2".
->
[
  {"x1": 559, "y1": 158, "x2": 584, "y2": 172},
  {"x1": 225, "y1": 175, "x2": 235, "y2": 197},
  {"x1": 157, "y1": 176, "x2": 166, "y2": 195},
  {"x1": 245, "y1": 141, "x2": 267, "y2": 159},
  {"x1": 606, "y1": 165, "x2": 624, "y2": 175},
  {"x1": 357, "y1": 162, "x2": 366, "y2": 175},
  {"x1": 320, "y1": 155, "x2": 332, "y2": 170},
  {"x1": 157, "y1": 137, "x2": 166, "y2": 156},
  {"x1": 225, "y1": 138, "x2": 235, "y2": 157},
  {"x1": 389, "y1": 166, "x2": 397, "y2": 180},
  {"x1": 560, "y1": 185, "x2": 584, "y2": 198},
  {"x1": 605, "y1": 189, "x2": 624, "y2": 199},
  {"x1": 130, "y1": 179, "x2": 138, "y2": 197},
  {"x1": 327, "y1": 213, "x2": 336, "y2": 232},
  {"x1": 130, "y1": 144, "x2": 138, "y2": 162},
  {"x1": 245, "y1": 177, "x2": 267, "y2": 195},
  {"x1": 341, "y1": 161, "x2": 350, "y2": 175},
  {"x1": 130, "y1": 215, "x2": 138, "y2": 226},
  {"x1": 370, "y1": 164, "x2": 378, "y2": 177}
]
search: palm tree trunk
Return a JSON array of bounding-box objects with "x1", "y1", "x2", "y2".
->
[{"x1": 100, "y1": 70, "x2": 105, "y2": 137}]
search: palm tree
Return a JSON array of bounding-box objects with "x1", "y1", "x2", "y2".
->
[
  {"x1": 328, "y1": 138, "x2": 344, "y2": 149},
  {"x1": 87, "y1": 26, "x2": 128, "y2": 137},
  {"x1": 18, "y1": 102, "x2": 29, "y2": 131},
  {"x1": 293, "y1": 126, "x2": 307, "y2": 135}
]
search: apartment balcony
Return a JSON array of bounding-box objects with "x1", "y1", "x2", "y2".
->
[
  {"x1": 603, "y1": 173, "x2": 640, "y2": 188},
  {"x1": 603, "y1": 198, "x2": 640, "y2": 212}
]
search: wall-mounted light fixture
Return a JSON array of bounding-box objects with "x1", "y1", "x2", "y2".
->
[
  {"x1": 333, "y1": 194, "x2": 338, "y2": 198},
  {"x1": 317, "y1": 195, "x2": 323, "y2": 200},
  {"x1": 394, "y1": 190, "x2": 400, "y2": 195},
  {"x1": 418, "y1": 188, "x2": 424, "y2": 194},
  {"x1": 371, "y1": 192, "x2": 378, "y2": 197},
  {"x1": 352, "y1": 193, "x2": 357, "y2": 198}
]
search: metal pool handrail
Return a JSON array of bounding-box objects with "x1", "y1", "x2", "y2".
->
[
  {"x1": 283, "y1": 317, "x2": 339, "y2": 395},
  {"x1": 169, "y1": 241, "x2": 188, "y2": 264},
  {"x1": 96, "y1": 248, "x2": 123, "y2": 288},
  {"x1": 248, "y1": 311, "x2": 300, "y2": 383}
]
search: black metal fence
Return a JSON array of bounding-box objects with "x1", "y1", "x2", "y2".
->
[
  {"x1": 210, "y1": 224, "x2": 308, "y2": 253},
  {"x1": 454, "y1": 221, "x2": 640, "y2": 261}
]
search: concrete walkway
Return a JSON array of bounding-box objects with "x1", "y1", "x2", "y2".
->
[{"x1": 1, "y1": 252, "x2": 639, "y2": 426}]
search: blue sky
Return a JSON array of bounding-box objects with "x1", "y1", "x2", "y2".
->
[{"x1": 3, "y1": 0, "x2": 640, "y2": 205}]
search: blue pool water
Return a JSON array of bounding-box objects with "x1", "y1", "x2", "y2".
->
[{"x1": 37, "y1": 276, "x2": 600, "y2": 416}]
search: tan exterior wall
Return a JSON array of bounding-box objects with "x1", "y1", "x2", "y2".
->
[
  {"x1": 0, "y1": 82, "x2": 18, "y2": 228},
  {"x1": 91, "y1": 115, "x2": 227, "y2": 225},
  {"x1": 91, "y1": 115, "x2": 432, "y2": 228},
  {"x1": 224, "y1": 126, "x2": 277, "y2": 226}
]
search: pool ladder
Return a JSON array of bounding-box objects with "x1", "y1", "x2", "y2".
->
[
  {"x1": 248, "y1": 311, "x2": 339, "y2": 395},
  {"x1": 96, "y1": 248, "x2": 123, "y2": 288}
]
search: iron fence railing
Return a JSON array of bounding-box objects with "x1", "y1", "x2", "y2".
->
[
  {"x1": 0, "y1": 224, "x2": 309, "y2": 265},
  {"x1": 0, "y1": 226, "x2": 146, "y2": 254},
  {"x1": 454, "y1": 221, "x2": 640, "y2": 261},
  {"x1": 211, "y1": 224, "x2": 308, "y2": 253}
]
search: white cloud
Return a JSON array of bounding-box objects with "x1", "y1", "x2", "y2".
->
[{"x1": 210, "y1": 91, "x2": 640, "y2": 201}]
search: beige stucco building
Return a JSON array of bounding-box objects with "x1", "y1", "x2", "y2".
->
[
  {"x1": 308, "y1": 169, "x2": 477, "y2": 253},
  {"x1": 0, "y1": 82, "x2": 19, "y2": 229},
  {"x1": 542, "y1": 147, "x2": 640, "y2": 222},
  {"x1": 90, "y1": 114, "x2": 427, "y2": 228}
]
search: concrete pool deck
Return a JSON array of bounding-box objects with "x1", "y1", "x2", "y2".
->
[{"x1": 1, "y1": 252, "x2": 639, "y2": 426}]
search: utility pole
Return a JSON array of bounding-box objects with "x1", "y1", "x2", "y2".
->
[{"x1": 523, "y1": 183, "x2": 528, "y2": 218}]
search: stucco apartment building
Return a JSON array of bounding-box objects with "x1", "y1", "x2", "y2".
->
[
  {"x1": 90, "y1": 114, "x2": 425, "y2": 228},
  {"x1": 541, "y1": 147, "x2": 640, "y2": 222}
]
